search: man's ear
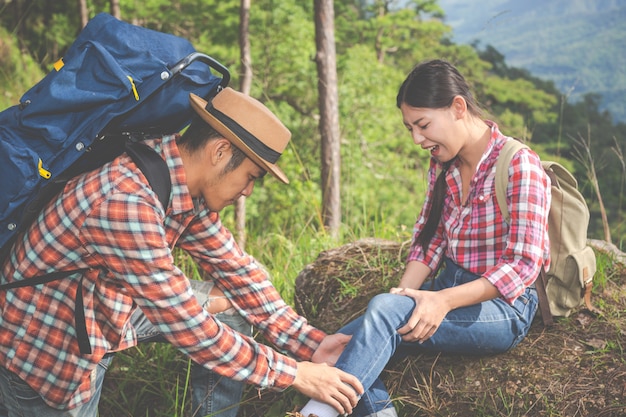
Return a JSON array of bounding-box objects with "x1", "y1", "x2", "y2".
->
[{"x1": 208, "y1": 138, "x2": 232, "y2": 166}]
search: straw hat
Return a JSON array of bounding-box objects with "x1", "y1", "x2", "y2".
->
[{"x1": 189, "y1": 88, "x2": 291, "y2": 184}]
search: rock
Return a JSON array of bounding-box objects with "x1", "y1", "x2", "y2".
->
[{"x1": 294, "y1": 238, "x2": 409, "y2": 333}]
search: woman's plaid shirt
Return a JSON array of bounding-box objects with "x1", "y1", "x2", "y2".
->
[
  {"x1": 0, "y1": 134, "x2": 325, "y2": 409},
  {"x1": 408, "y1": 122, "x2": 551, "y2": 304}
]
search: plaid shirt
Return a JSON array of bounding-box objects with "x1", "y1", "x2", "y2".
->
[
  {"x1": 407, "y1": 122, "x2": 551, "y2": 304},
  {"x1": 0, "y1": 134, "x2": 325, "y2": 410}
]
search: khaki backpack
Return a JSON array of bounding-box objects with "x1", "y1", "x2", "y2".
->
[{"x1": 495, "y1": 139, "x2": 597, "y2": 325}]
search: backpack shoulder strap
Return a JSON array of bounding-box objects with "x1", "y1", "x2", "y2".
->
[
  {"x1": 494, "y1": 139, "x2": 530, "y2": 223},
  {"x1": 541, "y1": 160, "x2": 579, "y2": 191},
  {"x1": 494, "y1": 140, "x2": 554, "y2": 325},
  {"x1": 124, "y1": 140, "x2": 172, "y2": 209}
]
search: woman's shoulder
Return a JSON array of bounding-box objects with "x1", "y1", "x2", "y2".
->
[
  {"x1": 505, "y1": 140, "x2": 542, "y2": 168},
  {"x1": 497, "y1": 139, "x2": 546, "y2": 191}
]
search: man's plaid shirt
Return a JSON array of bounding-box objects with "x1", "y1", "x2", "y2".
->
[{"x1": 0, "y1": 134, "x2": 325, "y2": 409}]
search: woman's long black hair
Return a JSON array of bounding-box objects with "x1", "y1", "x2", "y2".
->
[{"x1": 397, "y1": 59, "x2": 483, "y2": 252}]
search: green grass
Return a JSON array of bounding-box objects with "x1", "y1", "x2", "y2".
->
[{"x1": 100, "y1": 343, "x2": 192, "y2": 416}]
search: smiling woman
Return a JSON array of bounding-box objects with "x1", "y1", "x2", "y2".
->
[{"x1": 295, "y1": 58, "x2": 552, "y2": 417}]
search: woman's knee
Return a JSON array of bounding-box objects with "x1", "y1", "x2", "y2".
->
[{"x1": 366, "y1": 293, "x2": 414, "y2": 323}]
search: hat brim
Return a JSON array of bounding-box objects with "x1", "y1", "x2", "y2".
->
[{"x1": 189, "y1": 93, "x2": 289, "y2": 184}]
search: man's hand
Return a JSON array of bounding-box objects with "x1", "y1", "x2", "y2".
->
[
  {"x1": 292, "y1": 361, "x2": 363, "y2": 415},
  {"x1": 311, "y1": 333, "x2": 352, "y2": 366}
]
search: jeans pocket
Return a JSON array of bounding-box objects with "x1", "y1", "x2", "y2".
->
[
  {"x1": 513, "y1": 290, "x2": 538, "y2": 320},
  {"x1": 8, "y1": 373, "x2": 40, "y2": 401},
  {"x1": 507, "y1": 290, "x2": 538, "y2": 350}
]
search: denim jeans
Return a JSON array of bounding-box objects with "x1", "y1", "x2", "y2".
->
[
  {"x1": 335, "y1": 258, "x2": 538, "y2": 417},
  {"x1": 187, "y1": 312, "x2": 251, "y2": 417},
  {"x1": 0, "y1": 309, "x2": 252, "y2": 417}
]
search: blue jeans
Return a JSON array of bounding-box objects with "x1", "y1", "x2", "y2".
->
[
  {"x1": 187, "y1": 312, "x2": 252, "y2": 417},
  {"x1": 335, "y1": 259, "x2": 538, "y2": 417},
  {"x1": 0, "y1": 309, "x2": 252, "y2": 417}
]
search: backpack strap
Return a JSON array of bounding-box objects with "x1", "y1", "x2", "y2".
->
[
  {"x1": 0, "y1": 142, "x2": 172, "y2": 354},
  {"x1": 494, "y1": 140, "x2": 554, "y2": 326},
  {"x1": 125, "y1": 140, "x2": 172, "y2": 209},
  {"x1": 536, "y1": 266, "x2": 554, "y2": 325},
  {"x1": 494, "y1": 140, "x2": 528, "y2": 222}
]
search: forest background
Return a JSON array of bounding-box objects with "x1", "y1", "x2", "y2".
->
[
  {"x1": 0, "y1": 0, "x2": 625, "y2": 415},
  {"x1": 2, "y1": 0, "x2": 626, "y2": 251}
]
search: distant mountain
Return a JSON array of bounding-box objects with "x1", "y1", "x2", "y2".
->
[{"x1": 437, "y1": 0, "x2": 626, "y2": 123}]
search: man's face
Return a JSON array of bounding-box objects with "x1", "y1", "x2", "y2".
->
[{"x1": 199, "y1": 154, "x2": 266, "y2": 212}]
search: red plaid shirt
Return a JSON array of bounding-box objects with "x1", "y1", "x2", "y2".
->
[
  {"x1": 407, "y1": 122, "x2": 551, "y2": 303},
  {"x1": 0, "y1": 134, "x2": 325, "y2": 409}
]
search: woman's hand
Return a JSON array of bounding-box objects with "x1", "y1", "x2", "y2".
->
[
  {"x1": 391, "y1": 288, "x2": 450, "y2": 343},
  {"x1": 392, "y1": 278, "x2": 501, "y2": 343}
]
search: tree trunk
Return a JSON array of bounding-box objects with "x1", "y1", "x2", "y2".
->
[
  {"x1": 110, "y1": 0, "x2": 121, "y2": 19},
  {"x1": 234, "y1": 0, "x2": 253, "y2": 250},
  {"x1": 78, "y1": 0, "x2": 89, "y2": 28},
  {"x1": 314, "y1": 0, "x2": 341, "y2": 237}
]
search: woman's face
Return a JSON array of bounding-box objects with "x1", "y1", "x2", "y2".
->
[{"x1": 400, "y1": 101, "x2": 464, "y2": 163}]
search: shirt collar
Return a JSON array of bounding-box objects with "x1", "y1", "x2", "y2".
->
[
  {"x1": 484, "y1": 120, "x2": 512, "y2": 167},
  {"x1": 435, "y1": 120, "x2": 509, "y2": 177}
]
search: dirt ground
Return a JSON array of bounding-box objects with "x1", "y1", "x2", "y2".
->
[{"x1": 239, "y1": 238, "x2": 626, "y2": 417}]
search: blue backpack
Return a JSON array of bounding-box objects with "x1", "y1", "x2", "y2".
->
[
  {"x1": 0, "y1": 13, "x2": 230, "y2": 354},
  {"x1": 0, "y1": 12, "x2": 230, "y2": 256}
]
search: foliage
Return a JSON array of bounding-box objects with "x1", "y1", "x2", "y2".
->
[
  {"x1": 442, "y1": 0, "x2": 626, "y2": 125},
  {"x1": 1, "y1": 0, "x2": 623, "y2": 240},
  {"x1": 0, "y1": 0, "x2": 624, "y2": 415},
  {"x1": 0, "y1": 26, "x2": 44, "y2": 108}
]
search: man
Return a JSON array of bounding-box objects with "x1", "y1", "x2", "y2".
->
[{"x1": 0, "y1": 87, "x2": 362, "y2": 416}]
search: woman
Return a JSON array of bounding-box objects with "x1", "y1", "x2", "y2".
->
[{"x1": 295, "y1": 59, "x2": 551, "y2": 417}]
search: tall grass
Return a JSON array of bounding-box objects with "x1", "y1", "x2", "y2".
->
[{"x1": 0, "y1": 27, "x2": 45, "y2": 109}]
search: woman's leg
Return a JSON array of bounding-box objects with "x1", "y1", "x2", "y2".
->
[
  {"x1": 300, "y1": 293, "x2": 415, "y2": 417},
  {"x1": 300, "y1": 259, "x2": 537, "y2": 417}
]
